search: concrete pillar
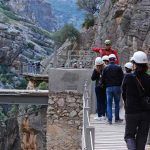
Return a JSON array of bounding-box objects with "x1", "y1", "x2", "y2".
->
[{"x1": 47, "y1": 68, "x2": 93, "y2": 150}]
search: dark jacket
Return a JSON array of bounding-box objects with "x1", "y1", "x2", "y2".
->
[
  {"x1": 102, "y1": 62, "x2": 124, "y2": 87},
  {"x1": 122, "y1": 71, "x2": 150, "y2": 114},
  {"x1": 91, "y1": 69, "x2": 103, "y2": 88}
]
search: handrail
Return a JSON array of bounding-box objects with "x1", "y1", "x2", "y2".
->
[{"x1": 82, "y1": 81, "x2": 95, "y2": 150}]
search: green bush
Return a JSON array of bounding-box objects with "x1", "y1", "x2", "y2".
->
[
  {"x1": 52, "y1": 24, "x2": 80, "y2": 46},
  {"x1": 27, "y1": 42, "x2": 35, "y2": 49},
  {"x1": 82, "y1": 14, "x2": 95, "y2": 29},
  {"x1": 38, "y1": 81, "x2": 48, "y2": 90},
  {"x1": 16, "y1": 78, "x2": 27, "y2": 89}
]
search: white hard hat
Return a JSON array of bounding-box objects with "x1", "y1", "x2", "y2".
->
[
  {"x1": 132, "y1": 51, "x2": 148, "y2": 64},
  {"x1": 95, "y1": 57, "x2": 104, "y2": 66},
  {"x1": 124, "y1": 62, "x2": 133, "y2": 70},
  {"x1": 102, "y1": 55, "x2": 109, "y2": 61},
  {"x1": 130, "y1": 57, "x2": 134, "y2": 62},
  {"x1": 104, "y1": 40, "x2": 111, "y2": 45},
  {"x1": 108, "y1": 54, "x2": 116, "y2": 59}
]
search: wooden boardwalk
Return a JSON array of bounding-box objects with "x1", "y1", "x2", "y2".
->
[
  {"x1": 90, "y1": 114, "x2": 150, "y2": 150},
  {"x1": 90, "y1": 114, "x2": 127, "y2": 150}
]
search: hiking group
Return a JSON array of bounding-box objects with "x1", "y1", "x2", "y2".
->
[{"x1": 91, "y1": 39, "x2": 150, "y2": 150}]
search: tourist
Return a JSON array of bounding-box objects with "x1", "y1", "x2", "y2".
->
[
  {"x1": 92, "y1": 39, "x2": 119, "y2": 64},
  {"x1": 102, "y1": 55, "x2": 109, "y2": 66},
  {"x1": 122, "y1": 51, "x2": 150, "y2": 150},
  {"x1": 102, "y1": 54, "x2": 124, "y2": 124},
  {"x1": 91, "y1": 57, "x2": 106, "y2": 120},
  {"x1": 124, "y1": 62, "x2": 133, "y2": 74}
]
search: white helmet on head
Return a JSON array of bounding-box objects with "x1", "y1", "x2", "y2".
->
[
  {"x1": 102, "y1": 55, "x2": 109, "y2": 61},
  {"x1": 108, "y1": 54, "x2": 116, "y2": 59},
  {"x1": 132, "y1": 51, "x2": 148, "y2": 64},
  {"x1": 104, "y1": 40, "x2": 111, "y2": 45},
  {"x1": 130, "y1": 57, "x2": 134, "y2": 62},
  {"x1": 95, "y1": 57, "x2": 104, "y2": 66},
  {"x1": 124, "y1": 62, "x2": 133, "y2": 70}
]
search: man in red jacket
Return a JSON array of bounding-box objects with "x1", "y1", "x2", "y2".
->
[{"x1": 92, "y1": 40, "x2": 119, "y2": 64}]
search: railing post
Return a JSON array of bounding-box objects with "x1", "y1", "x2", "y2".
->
[
  {"x1": 85, "y1": 96, "x2": 90, "y2": 108},
  {"x1": 83, "y1": 107, "x2": 90, "y2": 128},
  {"x1": 85, "y1": 126, "x2": 95, "y2": 150}
]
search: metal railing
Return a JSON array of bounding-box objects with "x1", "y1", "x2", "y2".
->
[
  {"x1": 53, "y1": 52, "x2": 96, "y2": 68},
  {"x1": 21, "y1": 62, "x2": 45, "y2": 75},
  {"x1": 82, "y1": 81, "x2": 95, "y2": 150}
]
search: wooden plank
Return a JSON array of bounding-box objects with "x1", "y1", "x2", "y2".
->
[
  {"x1": 90, "y1": 114, "x2": 150, "y2": 150},
  {"x1": 90, "y1": 114, "x2": 127, "y2": 150}
]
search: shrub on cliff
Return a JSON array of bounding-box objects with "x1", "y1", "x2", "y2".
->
[
  {"x1": 53, "y1": 24, "x2": 80, "y2": 46},
  {"x1": 82, "y1": 14, "x2": 95, "y2": 29},
  {"x1": 27, "y1": 42, "x2": 35, "y2": 50},
  {"x1": 38, "y1": 81, "x2": 48, "y2": 90},
  {"x1": 77, "y1": 0, "x2": 103, "y2": 14}
]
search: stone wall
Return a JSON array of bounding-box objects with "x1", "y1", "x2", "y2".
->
[{"x1": 47, "y1": 91, "x2": 82, "y2": 150}]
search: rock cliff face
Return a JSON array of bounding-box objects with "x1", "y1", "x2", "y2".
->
[
  {"x1": 7, "y1": 0, "x2": 57, "y2": 31},
  {"x1": 0, "y1": 2, "x2": 54, "y2": 67},
  {"x1": 18, "y1": 105, "x2": 47, "y2": 150},
  {"x1": 0, "y1": 23, "x2": 26, "y2": 66},
  {"x1": 0, "y1": 109, "x2": 21, "y2": 150},
  {"x1": 93, "y1": 0, "x2": 150, "y2": 65},
  {"x1": 0, "y1": 2, "x2": 52, "y2": 148},
  {"x1": 0, "y1": 105, "x2": 47, "y2": 150}
]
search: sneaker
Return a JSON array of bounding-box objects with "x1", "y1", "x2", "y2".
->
[
  {"x1": 101, "y1": 116, "x2": 106, "y2": 120},
  {"x1": 106, "y1": 120, "x2": 112, "y2": 125},
  {"x1": 94, "y1": 116, "x2": 101, "y2": 121},
  {"x1": 115, "y1": 119, "x2": 123, "y2": 123}
]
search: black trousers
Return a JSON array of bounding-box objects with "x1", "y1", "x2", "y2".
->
[
  {"x1": 125, "y1": 112, "x2": 150, "y2": 150},
  {"x1": 95, "y1": 86, "x2": 106, "y2": 117}
]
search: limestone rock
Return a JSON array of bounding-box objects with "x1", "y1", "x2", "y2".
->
[
  {"x1": 92, "y1": 0, "x2": 150, "y2": 65},
  {"x1": 69, "y1": 110, "x2": 77, "y2": 117},
  {"x1": 57, "y1": 98, "x2": 65, "y2": 107}
]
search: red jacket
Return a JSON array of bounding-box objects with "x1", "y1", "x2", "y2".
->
[{"x1": 92, "y1": 47, "x2": 119, "y2": 64}]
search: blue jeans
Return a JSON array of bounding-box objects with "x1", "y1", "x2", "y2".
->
[{"x1": 106, "y1": 86, "x2": 121, "y2": 122}]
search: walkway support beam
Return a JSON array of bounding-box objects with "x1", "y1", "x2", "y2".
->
[{"x1": 0, "y1": 90, "x2": 48, "y2": 105}]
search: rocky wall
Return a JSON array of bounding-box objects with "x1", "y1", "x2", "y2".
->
[
  {"x1": 92, "y1": 0, "x2": 150, "y2": 65},
  {"x1": 47, "y1": 91, "x2": 82, "y2": 150}
]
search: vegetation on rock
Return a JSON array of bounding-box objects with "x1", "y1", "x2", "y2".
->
[
  {"x1": 77, "y1": 0, "x2": 103, "y2": 14},
  {"x1": 52, "y1": 24, "x2": 80, "y2": 46},
  {"x1": 82, "y1": 14, "x2": 95, "y2": 29},
  {"x1": 0, "y1": 64, "x2": 27, "y2": 89},
  {"x1": 38, "y1": 81, "x2": 48, "y2": 90}
]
